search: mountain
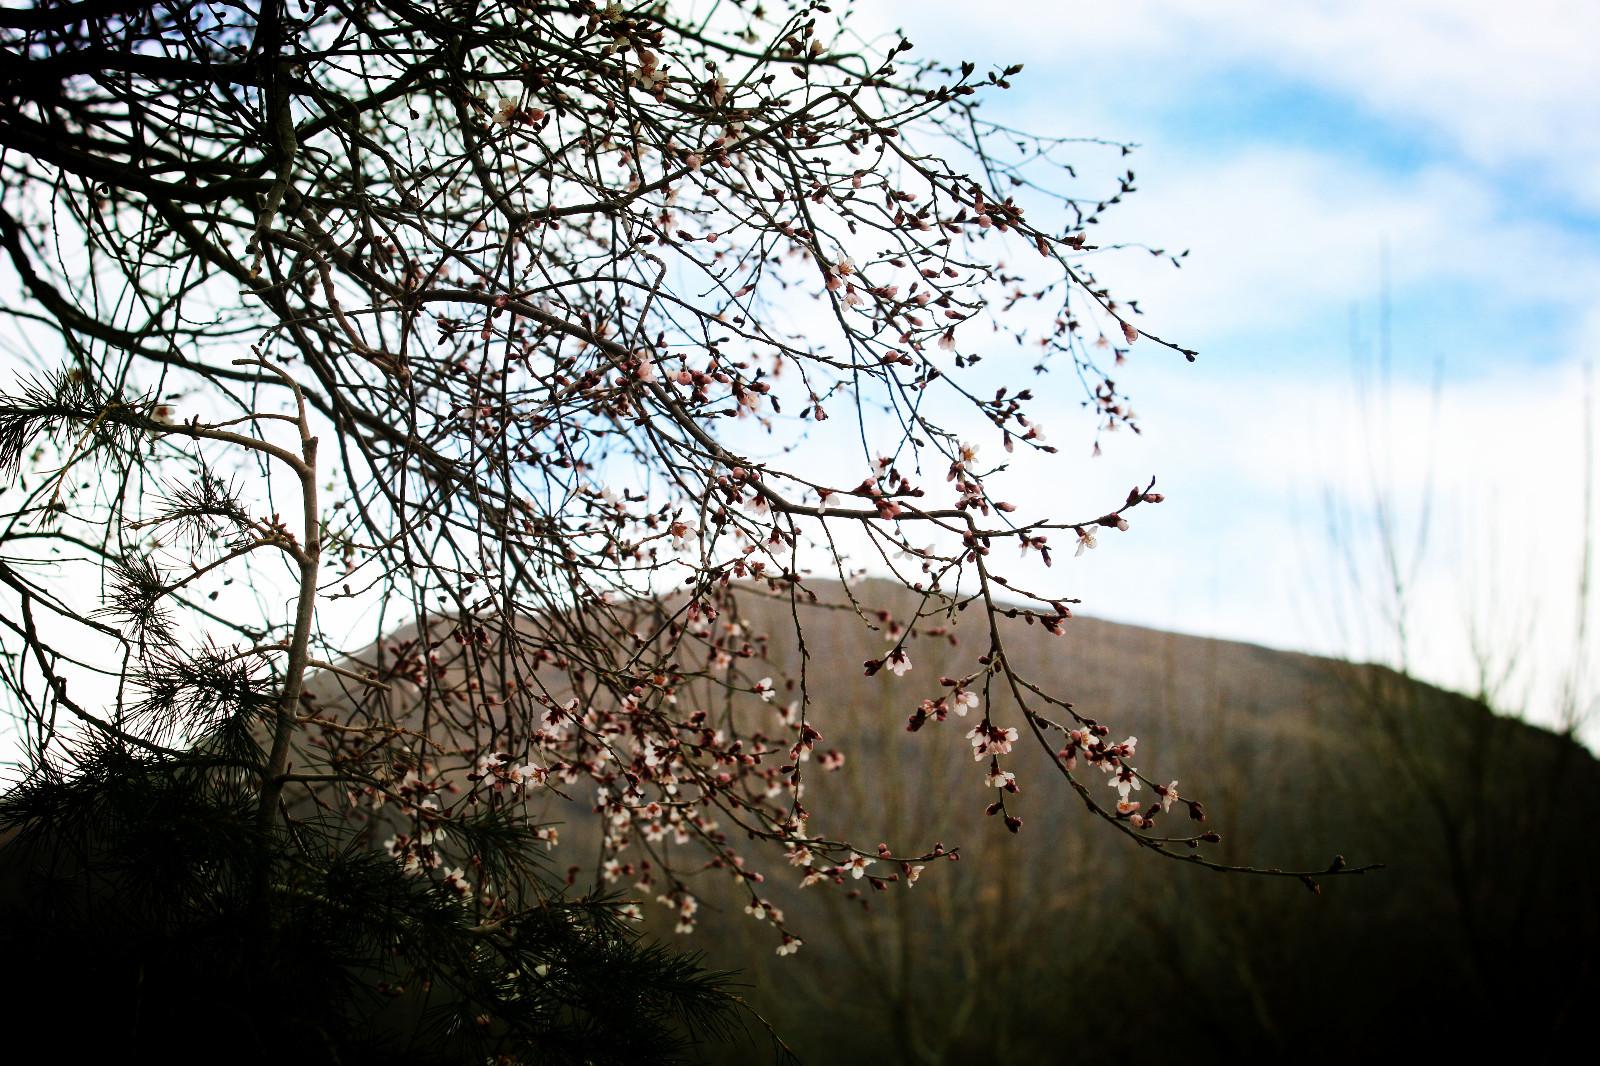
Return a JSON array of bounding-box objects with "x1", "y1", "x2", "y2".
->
[
  {"x1": 287, "y1": 577, "x2": 1600, "y2": 1061},
  {"x1": 615, "y1": 580, "x2": 1599, "y2": 1063}
]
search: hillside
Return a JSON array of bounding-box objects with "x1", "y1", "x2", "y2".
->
[
  {"x1": 303, "y1": 578, "x2": 1599, "y2": 1062},
  {"x1": 626, "y1": 581, "x2": 1598, "y2": 1062}
]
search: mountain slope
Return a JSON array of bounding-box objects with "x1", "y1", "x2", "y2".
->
[
  {"x1": 646, "y1": 580, "x2": 1599, "y2": 1063},
  {"x1": 299, "y1": 577, "x2": 1598, "y2": 1061}
]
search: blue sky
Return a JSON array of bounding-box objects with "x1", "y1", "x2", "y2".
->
[{"x1": 852, "y1": 0, "x2": 1600, "y2": 734}]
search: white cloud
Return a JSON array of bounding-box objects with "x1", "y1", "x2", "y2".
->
[
  {"x1": 1074, "y1": 146, "x2": 1599, "y2": 344},
  {"x1": 1019, "y1": 356, "x2": 1600, "y2": 739},
  {"x1": 860, "y1": 0, "x2": 1600, "y2": 208}
]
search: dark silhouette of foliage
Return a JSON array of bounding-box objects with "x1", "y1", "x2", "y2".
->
[{"x1": 0, "y1": 719, "x2": 756, "y2": 1064}]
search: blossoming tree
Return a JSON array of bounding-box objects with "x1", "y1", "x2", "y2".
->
[{"x1": 0, "y1": 0, "x2": 1370, "y2": 1055}]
